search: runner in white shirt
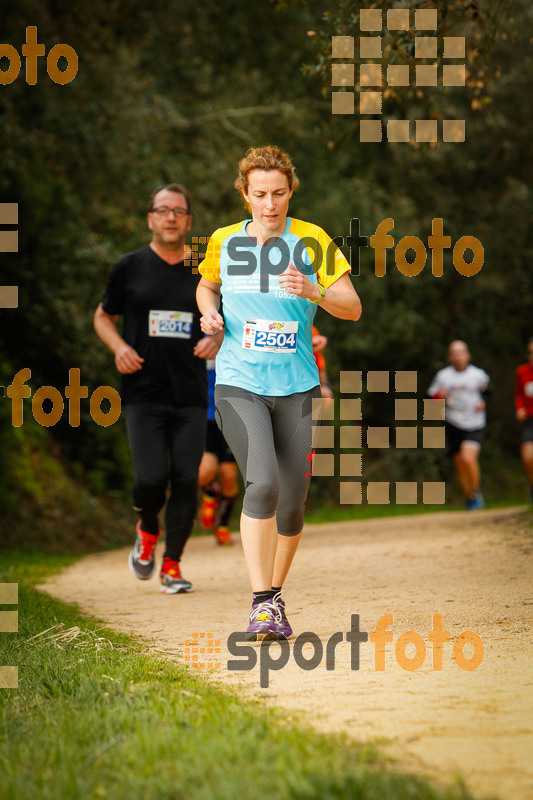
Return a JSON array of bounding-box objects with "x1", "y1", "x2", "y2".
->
[{"x1": 428, "y1": 340, "x2": 490, "y2": 509}]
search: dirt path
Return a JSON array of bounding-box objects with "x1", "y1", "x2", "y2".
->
[{"x1": 40, "y1": 508, "x2": 533, "y2": 800}]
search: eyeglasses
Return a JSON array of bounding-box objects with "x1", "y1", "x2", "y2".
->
[{"x1": 151, "y1": 206, "x2": 189, "y2": 217}]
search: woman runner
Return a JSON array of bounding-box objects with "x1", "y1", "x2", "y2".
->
[{"x1": 197, "y1": 146, "x2": 361, "y2": 639}]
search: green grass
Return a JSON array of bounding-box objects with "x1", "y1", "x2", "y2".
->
[
  {"x1": 0, "y1": 553, "x2": 482, "y2": 800},
  {"x1": 304, "y1": 502, "x2": 463, "y2": 525},
  {"x1": 303, "y1": 497, "x2": 530, "y2": 526},
  {"x1": 0, "y1": 552, "x2": 80, "y2": 584}
]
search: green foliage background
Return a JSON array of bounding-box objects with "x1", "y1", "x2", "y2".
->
[{"x1": 1, "y1": 0, "x2": 531, "y2": 550}]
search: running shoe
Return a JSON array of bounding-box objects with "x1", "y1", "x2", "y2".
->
[
  {"x1": 272, "y1": 591, "x2": 293, "y2": 639},
  {"x1": 245, "y1": 599, "x2": 280, "y2": 641},
  {"x1": 159, "y1": 557, "x2": 194, "y2": 594},
  {"x1": 128, "y1": 521, "x2": 161, "y2": 580},
  {"x1": 199, "y1": 489, "x2": 220, "y2": 529},
  {"x1": 466, "y1": 490, "x2": 484, "y2": 510},
  {"x1": 214, "y1": 526, "x2": 234, "y2": 546}
]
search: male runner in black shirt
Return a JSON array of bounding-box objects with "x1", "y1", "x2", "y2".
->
[{"x1": 94, "y1": 184, "x2": 220, "y2": 593}]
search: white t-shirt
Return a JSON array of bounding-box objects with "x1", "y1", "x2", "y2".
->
[{"x1": 428, "y1": 364, "x2": 490, "y2": 430}]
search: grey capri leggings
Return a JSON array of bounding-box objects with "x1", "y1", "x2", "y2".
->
[{"x1": 214, "y1": 384, "x2": 322, "y2": 536}]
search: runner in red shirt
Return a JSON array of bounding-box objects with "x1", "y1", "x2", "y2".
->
[
  {"x1": 312, "y1": 325, "x2": 333, "y2": 400},
  {"x1": 515, "y1": 337, "x2": 533, "y2": 503}
]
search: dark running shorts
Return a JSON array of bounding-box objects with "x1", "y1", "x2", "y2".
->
[
  {"x1": 445, "y1": 421, "x2": 485, "y2": 458},
  {"x1": 214, "y1": 384, "x2": 321, "y2": 536},
  {"x1": 521, "y1": 417, "x2": 533, "y2": 444},
  {"x1": 205, "y1": 418, "x2": 236, "y2": 463}
]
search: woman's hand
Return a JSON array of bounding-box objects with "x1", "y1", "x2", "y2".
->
[
  {"x1": 200, "y1": 310, "x2": 225, "y2": 336},
  {"x1": 278, "y1": 262, "x2": 321, "y2": 302}
]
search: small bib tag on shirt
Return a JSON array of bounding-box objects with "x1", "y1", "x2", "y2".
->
[
  {"x1": 149, "y1": 310, "x2": 193, "y2": 339},
  {"x1": 242, "y1": 319, "x2": 298, "y2": 354}
]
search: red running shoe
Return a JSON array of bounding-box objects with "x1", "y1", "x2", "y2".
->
[
  {"x1": 199, "y1": 490, "x2": 219, "y2": 529},
  {"x1": 159, "y1": 557, "x2": 193, "y2": 594},
  {"x1": 214, "y1": 526, "x2": 234, "y2": 546},
  {"x1": 128, "y1": 521, "x2": 160, "y2": 580}
]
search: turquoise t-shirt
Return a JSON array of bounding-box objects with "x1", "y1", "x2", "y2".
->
[{"x1": 198, "y1": 217, "x2": 351, "y2": 396}]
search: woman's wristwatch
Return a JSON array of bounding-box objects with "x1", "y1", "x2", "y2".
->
[{"x1": 310, "y1": 283, "x2": 325, "y2": 304}]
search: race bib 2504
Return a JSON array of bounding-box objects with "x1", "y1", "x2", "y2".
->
[
  {"x1": 242, "y1": 319, "x2": 298, "y2": 354},
  {"x1": 149, "y1": 310, "x2": 193, "y2": 338}
]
